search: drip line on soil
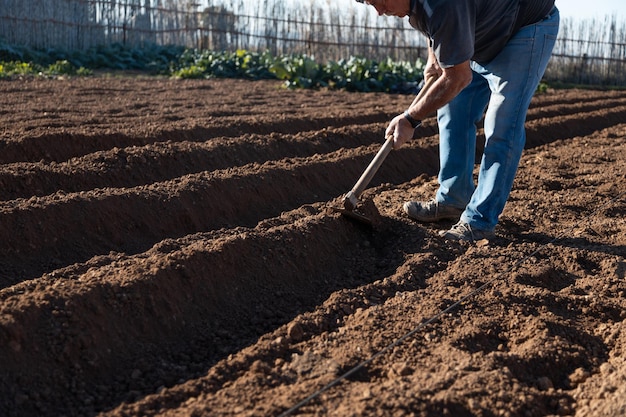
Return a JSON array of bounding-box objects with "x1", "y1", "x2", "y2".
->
[{"x1": 278, "y1": 191, "x2": 625, "y2": 417}]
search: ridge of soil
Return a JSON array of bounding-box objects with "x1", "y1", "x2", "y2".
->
[{"x1": 0, "y1": 77, "x2": 624, "y2": 417}]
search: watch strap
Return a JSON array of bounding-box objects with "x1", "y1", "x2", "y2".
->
[{"x1": 403, "y1": 110, "x2": 421, "y2": 128}]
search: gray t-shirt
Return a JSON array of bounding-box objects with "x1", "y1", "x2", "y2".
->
[{"x1": 409, "y1": 0, "x2": 555, "y2": 67}]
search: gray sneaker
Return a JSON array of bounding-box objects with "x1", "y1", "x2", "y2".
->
[
  {"x1": 439, "y1": 221, "x2": 495, "y2": 242},
  {"x1": 403, "y1": 199, "x2": 463, "y2": 223}
]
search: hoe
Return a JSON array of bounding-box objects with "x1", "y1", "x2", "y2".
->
[{"x1": 331, "y1": 75, "x2": 437, "y2": 225}]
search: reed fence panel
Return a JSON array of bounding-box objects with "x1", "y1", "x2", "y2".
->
[{"x1": 0, "y1": 0, "x2": 624, "y2": 85}]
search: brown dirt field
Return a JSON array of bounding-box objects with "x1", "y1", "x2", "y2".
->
[{"x1": 0, "y1": 76, "x2": 625, "y2": 417}]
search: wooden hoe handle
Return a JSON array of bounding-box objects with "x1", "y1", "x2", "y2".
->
[{"x1": 342, "y1": 75, "x2": 437, "y2": 211}]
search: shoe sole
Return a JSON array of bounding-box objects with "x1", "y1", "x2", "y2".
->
[
  {"x1": 439, "y1": 228, "x2": 495, "y2": 242},
  {"x1": 403, "y1": 202, "x2": 462, "y2": 223}
]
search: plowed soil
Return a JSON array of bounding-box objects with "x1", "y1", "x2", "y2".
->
[{"x1": 0, "y1": 76, "x2": 625, "y2": 417}]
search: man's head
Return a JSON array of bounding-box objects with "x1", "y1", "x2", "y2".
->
[{"x1": 355, "y1": 0, "x2": 411, "y2": 17}]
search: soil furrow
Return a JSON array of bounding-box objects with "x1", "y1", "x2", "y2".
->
[
  {"x1": 528, "y1": 89, "x2": 626, "y2": 108},
  {"x1": 0, "y1": 124, "x2": 387, "y2": 201},
  {"x1": 526, "y1": 97, "x2": 626, "y2": 121},
  {"x1": 0, "y1": 113, "x2": 392, "y2": 165},
  {"x1": 525, "y1": 104, "x2": 626, "y2": 143},
  {"x1": 0, "y1": 202, "x2": 419, "y2": 417},
  {"x1": 1, "y1": 82, "x2": 623, "y2": 166},
  {"x1": 1, "y1": 78, "x2": 625, "y2": 417},
  {"x1": 0, "y1": 143, "x2": 440, "y2": 285},
  {"x1": 0, "y1": 100, "x2": 623, "y2": 204},
  {"x1": 0, "y1": 100, "x2": 623, "y2": 284},
  {"x1": 101, "y1": 240, "x2": 458, "y2": 417},
  {"x1": 100, "y1": 130, "x2": 626, "y2": 417}
]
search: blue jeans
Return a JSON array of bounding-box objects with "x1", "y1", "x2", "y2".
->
[{"x1": 435, "y1": 7, "x2": 560, "y2": 232}]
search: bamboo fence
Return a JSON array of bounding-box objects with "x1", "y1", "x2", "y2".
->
[{"x1": 0, "y1": 0, "x2": 624, "y2": 85}]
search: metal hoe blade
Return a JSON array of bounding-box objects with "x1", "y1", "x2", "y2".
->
[{"x1": 328, "y1": 205, "x2": 373, "y2": 226}]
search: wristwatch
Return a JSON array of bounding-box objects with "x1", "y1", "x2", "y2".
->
[{"x1": 403, "y1": 110, "x2": 421, "y2": 129}]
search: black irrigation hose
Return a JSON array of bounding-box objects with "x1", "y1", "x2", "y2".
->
[{"x1": 278, "y1": 191, "x2": 626, "y2": 417}]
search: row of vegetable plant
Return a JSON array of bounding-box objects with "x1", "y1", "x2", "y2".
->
[
  {"x1": 1, "y1": 43, "x2": 553, "y2": 93},
  {"x1": 171, "y1": 49, "x2": 426, "y2": 93},
  {"x1": 0, "y1": 42, "x2": 426, "y2": 93}
]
